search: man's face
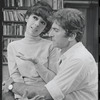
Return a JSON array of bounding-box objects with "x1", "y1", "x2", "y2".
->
[
  {"x1": 26, "y1": 14, "x2": 47, "y2": 37},
  {"x1": 49, "y1": 20, "x2": 70, "y2": 49}
]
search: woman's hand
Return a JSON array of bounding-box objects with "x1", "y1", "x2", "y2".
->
[{"x1": 16, "y1": 52, "x2": 39, "y2": 64}]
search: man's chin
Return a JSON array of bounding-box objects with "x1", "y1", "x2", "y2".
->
[
  {"x1": 53, "y1": 43, "x2": 58, "y2": 48},
  {"x1": 53, "y1": 43, "x2": 61, "y2": 49}
]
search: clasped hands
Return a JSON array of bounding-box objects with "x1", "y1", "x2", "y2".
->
[
  {"x1": 2, "y1": 77, "x2": 45, "y2": 100},
  {"x1": 2, "y1": 53, "x2": 45, "y2": 100}
]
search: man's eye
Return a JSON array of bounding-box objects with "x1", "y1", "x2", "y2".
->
[
  {"x1": 33, "y1": 16, "x2": 38, "y2": 20},
  {"x1": 54, "y1": 29, "x2": 59, "y2": 32},
  {"x1": 41, "y1": 21, "x2": 46, "y2": 25}
]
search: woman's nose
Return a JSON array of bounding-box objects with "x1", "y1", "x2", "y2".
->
[{"x1": 35, "y1": 21, "x2": 40, "y2": 27}]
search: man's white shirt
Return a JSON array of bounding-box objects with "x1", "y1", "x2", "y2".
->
[{"x1": 45, "y1": 42, "x2": 98, "y2": 100}]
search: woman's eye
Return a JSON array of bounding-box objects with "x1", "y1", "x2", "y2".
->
[
  {"x1": 33, "y1": 16, "x2": 38, "y2": 20},
  {"x1": 41, "y1": 21, "x2": 46, "y2": 25}
]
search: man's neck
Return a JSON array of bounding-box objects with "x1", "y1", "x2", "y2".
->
[{"x1": 61, "y1": 41, "x2": 77, "y2": 55}]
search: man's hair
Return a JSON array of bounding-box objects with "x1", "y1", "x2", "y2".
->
[
  {"x1": 25, "y1": 1, "x2": 53, "y2": 37},
  {"x1": 49, "y1": 8, "x2": 85, "y2": 42}
]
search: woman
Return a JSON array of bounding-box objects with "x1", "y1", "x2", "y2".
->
[{"x1": 7, "y1": 1, "x2": 59, "y2": 99}]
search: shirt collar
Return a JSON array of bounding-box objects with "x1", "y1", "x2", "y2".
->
[{"x1": 60, "y1": 42, "x2": 83, "y2": 61}]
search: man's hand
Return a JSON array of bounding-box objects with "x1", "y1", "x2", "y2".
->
[
  {"x1": 30, "y1": 95, "x2": 45, "y2": 100},
  {"x1": 2, "y1": 91, "x2": 15, "y2": 100},
  {"x1": 2, "y1": 77, "x2": 14, "y2": 93},
  {"x1": 20, "y1": 90, "x2": 29, "y2": 100},
  {"x1": 20, "y1": 90, "x2": 45, "y2": 100}
]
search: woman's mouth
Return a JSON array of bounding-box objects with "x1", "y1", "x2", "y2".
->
[
  {"x1": 35, "y1": 30, "x2": 38, "y2": 32},
  {"x1": 31, "y1": 27, "x2": 38, "y2": 31}
]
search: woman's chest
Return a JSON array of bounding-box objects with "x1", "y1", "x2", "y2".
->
[
  {"x1": 13, "y1": 44, "x2": 49, "y2": 76},
  {"x1": 14, "y1": 43, "x2": 49, "y2": 60}
]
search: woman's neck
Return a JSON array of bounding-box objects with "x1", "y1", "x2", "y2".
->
[{"x1": 24, "y1": 32, "x2": 42, "y2": 42}]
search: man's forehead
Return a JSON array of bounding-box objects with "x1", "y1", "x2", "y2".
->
[{"x1": 52, "y1": 20, "x2": 60, "y2": 28}]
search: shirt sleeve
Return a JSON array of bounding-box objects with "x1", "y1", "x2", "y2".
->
[
  {"x1": 45, "y1": 59, "x2": 86, "y2": 100},
  {"x1": 7, "y1": 43, "x2": 24, "y2": 83},
  {"x1": 45, "y1": 80, "x2": 64, "y2": 100}
]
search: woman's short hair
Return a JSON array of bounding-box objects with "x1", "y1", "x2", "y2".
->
[
  {"x1": 25, "y1": 1, "x2": 53, "y2": 37},
  {"x1": 49, "y1": 8, "x2": 85, "y2": 42}
]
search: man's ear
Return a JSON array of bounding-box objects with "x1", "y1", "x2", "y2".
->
[{"x1": 68, "y1": 33, "x2": 76, "y2": 41}]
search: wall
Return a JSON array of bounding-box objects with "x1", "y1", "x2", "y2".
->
[{"x1": 64, "y1": 0, "x2": 98, "y2": 62}]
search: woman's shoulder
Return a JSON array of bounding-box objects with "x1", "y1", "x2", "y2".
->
[
  {"x1": 8, "y1": 39, "x2": 23, "y2": 47},
  {"x1": 39, "y1": 39, "x2": 54, "y2": 50},
  {"x1": 41, "y1": 38, "x2": 53, "y2": 44},
  {"x1": 40, "y1": 38, "x2": 58, "y2": 51}
]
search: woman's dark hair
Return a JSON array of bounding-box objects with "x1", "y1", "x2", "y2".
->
[{"x1": 25, "y1": 1, "x2": 53, "y2": 37}]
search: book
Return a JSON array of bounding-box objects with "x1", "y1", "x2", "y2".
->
[
  {"x1": 58, "y1": 0, "x2": 63, "y2": 9},
  {"x1": 53, "y1": 0, "x2": 58, "y2": 10}
]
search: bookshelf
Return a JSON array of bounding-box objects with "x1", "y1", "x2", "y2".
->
[{"x1": 2, "y1": 0, "x2": 63, "y2": 81}]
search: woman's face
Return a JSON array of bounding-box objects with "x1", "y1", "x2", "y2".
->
[{"x1": 26, "y1": 14, "x2": 47, "y2": 37}]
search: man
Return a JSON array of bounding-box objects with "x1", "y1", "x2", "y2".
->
[{"x1": 2, "y1": 8, "x2": 98, "y2": 100}]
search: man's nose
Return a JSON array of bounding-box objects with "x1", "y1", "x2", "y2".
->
[{"x1": 49, "y1": 29, "x2": 54, "y2": 37}]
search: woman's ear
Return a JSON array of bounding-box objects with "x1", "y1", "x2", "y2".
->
[{"x1": 25, "y1": 16, "x2": 29, "y2": 22}]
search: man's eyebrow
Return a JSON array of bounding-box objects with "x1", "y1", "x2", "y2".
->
[{"x1": 52, "y1": 27, "x2": 59, "y2": 30}]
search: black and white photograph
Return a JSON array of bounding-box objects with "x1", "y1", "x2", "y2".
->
[{"x1": 2, "y1": 0, "x2": 98, "y2": 100}]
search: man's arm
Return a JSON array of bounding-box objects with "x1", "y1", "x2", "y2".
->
[{"x1": 12, "y1": 82, "x2": 53, "y2": 100}]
